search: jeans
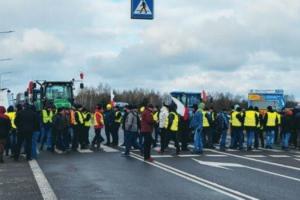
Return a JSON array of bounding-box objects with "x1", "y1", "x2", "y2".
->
[
  {"x1": 282, "y1": 132, "x2": 291, "y2": 148},
  {"x1": 92, "y1": 128, "x2": 104, "y2": 148},
  {"x1": 32, "y1": 131, "x2": 40, "y2": 159},
  {"x1": 160, "y1": 128, "x2": 167, "y2": 152},
  {"x1": 41, "y1": 126, "x2": 52, "y2": 150},
  {"x1": 194, "y1": 128, "x2": 203, "y2": 153},
  {"x1": 246, "y1": 130, "x2": 255, "y2": 148},
  {"x1": 124, "y1": 131, "x2": 137, "y2": 155},
  {"x1": 168, "y1": 131, "x2": 180, "y2": 153},
  {"x1": 231, "y1": 128, "x2": 244, "y2": 149},
  {"x1": 220, "y1": 130, "x2": 227, "y2": 149},
  {"x1": 153, "y1": 126, "x2": 160, "y2": 147},
  {"x1": 15, "y1": 133, "x2": 32, "y2": 160},
  {"x1": 203, "y1": 127, "x2": 213, "y2": 148},
  {"x1": 266, "y1": 130, "x2": 275, "y2": 147}
]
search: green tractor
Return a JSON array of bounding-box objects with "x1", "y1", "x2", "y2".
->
[{"x1": 26, "y1": 80, "x2": 80, "y2": 111}]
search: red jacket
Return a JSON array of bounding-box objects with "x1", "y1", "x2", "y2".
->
[
  {"x1": 94, "y1": 109, "x2": 104, "y2": 129},
  {"x1": 141, "y1": 108, "x2": 154, "y2": 133}
]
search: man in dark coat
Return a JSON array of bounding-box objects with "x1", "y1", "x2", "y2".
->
[
  {"x1": 0, "y1": 106, "x2": 11, "y2": 163},
  {"x1": 15, "y1": 104, "x2": 38, "y2": 161}
]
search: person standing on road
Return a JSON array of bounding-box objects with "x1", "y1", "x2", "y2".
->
[
  {"x1": 31, "y1": 105, "x2": 41, "y2": 159},
  {"x1": 5, "y1": 106, "x2": 17, "y2": 157},
  {"x1": 152, "y1": 106, "x2": 160, "y2": 148},
  {"x1": 244, "y1": 106, "x2": 259, "y2": 151},
  {"x1": 216, "y1": 109, "x2": 229, "y2": 151},
  {"x1": 141, "y1": 104, "x2": 155, "y2": 162},
  {"x1": 0, "y1": 106, "x2": 11, "y2": 163},
  {"x1": 15, "y1": 104, "x2": 38, "y2": 161},
  {"x1": 202, "y1": 107, "x2": 214, "y2": 149},
  {"x1": 230, "y1": 106, "x2": 244, "y2": 150},
  {"x1": 123, "y1": 105, "x2": 140, "y2": 156},
  {"x1": 165, "y1": 104, "x2": 180, "y2": 155},
  {"x1": 112, "y1": 106, "x2": 122, "y2": 146},
  {"x1": 190, "y1": 103, "x2": 204, "y2": 154},
  {"x1": 281, "y1": 109, "x2": 294, "y2": 150},
  {"x1": 52, "y1": 108, "x2": 69, "y2": 152},
  {"x1": 104, "y1": 104, "x2": 114, "y2": 146},
  {"x1": 72, "y1": 105, "x2": 84, "y2": 151},
  {"x1": 293, "y1": 107, "x2": 300, "y2": 150},
  {"x1": 40, "y1": 105, "x2": 54, "y2": 151},
  {"x1": 254, "y1": 107, "x2": 265, "y2": 149},
  {"x1": 264, "y1": 106, "x2": 279, "y2": 149},
  {"x1": 159, "y1": 102, "x2": 169, "y2": 153},
  {"x1": 82, "y1": 108, "x2": 92, "y2": 147},
  {"x1": 92, "y1": 104, "x2": 105, "y2": 150}
]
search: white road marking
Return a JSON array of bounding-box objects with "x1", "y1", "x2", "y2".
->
[
  {"x1": 252, "y1": 149, "x2": 262, "y2": 152},
  {"x1": 269, "y1": 155, "x2": 291, "y2": 158},
  {"x1": 77, "y1": 149, "x2": 93, "y2": 153},
  {"x1": 131, "y1": 153, "x2": 258, "y2": 200},
  {"x1": 178, "y1": 155, "x2": 201, "y2": 158},
  {"x1": 227, "y1": 149, "x2": 239, "y2": 152},
  {"x1": 186, "y1": 145, "x2": 300, "y2": 172},
  {"x1": 151, "y1": 155, "x2": 173, "y2": 158},
  {"x1": 245, "y1": 155, "x2": 266, "y2": 158},
  {"x1": 29, "y1": 160, "x2": 57, "y2": 200},
  {"x1": 54, "y1": 149, "x2": 63, "y2": 154},
  {"x1": 295, "y1": 159, "x2": 300, "y2": 162},
  {"x1": 205, "y1": 154, "x2": 228, "y2": 157},
  {"x1": 193, "y1": 159, "x2": 300, "y2": 183},
  {"x1": 263, "y1": 149, "x2": 283, "y2": 153},
  {"x1": 294, "y1": 155, "x2": 300, "y2": 158},
  {"x1": 101, "y1": 145, "x2": 119, "y2": 153}
]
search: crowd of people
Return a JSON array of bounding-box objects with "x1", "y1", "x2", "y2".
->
[{"x1": 0, "y1": 100, "x2": 300, "y2": 163}]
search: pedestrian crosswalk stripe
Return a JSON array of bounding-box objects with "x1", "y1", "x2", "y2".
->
[
  {"x1": 205, "y1": 155, "x2": 228, "y2": 157},
  {"x1": 178, "y1": 155, "x2": 201, "y2": 158},
  {"x1": 245, "y1": 155, "x2": 266, "y2": 158},
  {"x1": 269, "y1": 155, "x2": 290, "y2": 158},
  {"x1": 102, "y1": 145, "x2": 119, "y2": 153},
  {"x1": 151, "y1": 155, "x2": 173, "y2": 158},
  {"x1": 264, "y1": 149, "x2": 283, "y2": 153},
  {"x1": 77, "y1": 149, "x2": 93, "y2": 153},
  {"x1": 295, "y1": 159, "x2": 300, "y2": 161}
]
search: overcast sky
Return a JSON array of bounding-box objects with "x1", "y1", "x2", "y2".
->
[{"x1": 0, "y1": 0, "x2": 300, "y2": 99}]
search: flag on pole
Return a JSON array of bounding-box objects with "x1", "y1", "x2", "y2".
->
[{"x1": 110, "y1": 89, "x2": 115, "y2": 107}]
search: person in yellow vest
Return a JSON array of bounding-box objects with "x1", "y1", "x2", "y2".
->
[
  {"x1": 202, "y1": 107, "x2": 214, "y2": 149},
  {"x1": 5, "y1": 106, "x2": 17, "y2": 157},
  {"x1": 264, "y1": 106, "x2": 279, "y2": 149},
  {"x1": 165, "y1": 104, "x2": 180, "y2": 155},
  {"x1": 92, "y1": 104, "x2": 105, "y2": 150},
  {"x1": 152, "y1": 106, "x2": 160, "y2": 148},
  {"x1": 243, "y1": 106, "x2": 259, "y2": 151},
  {"x1": 230, "y1": 106, "x2": 244, "y2": 150},
  {"x1": 274, "y1": 111, "x2": 282, "y2": 144},
  {"x1": 112, "y1": 106, "x2": 122, "y2": 146},
  {"x1": 254, "y1": 107, "x2": 264, "y2": 149},
  {"x1": 82, "y1": 108, "x2": 92, "y2": 148},
  {"x1": 40, "y1": 105, "x2": 54, "y2": 151},
  {"x1": 72, "y1": 104, "x2": 84, "y2": 151}
]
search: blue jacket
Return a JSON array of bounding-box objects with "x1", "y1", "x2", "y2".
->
[{"x1": 190, "y1": 110, "x2": 203, "y2": 130}]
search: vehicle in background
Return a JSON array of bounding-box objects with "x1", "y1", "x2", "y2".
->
[
  {"x1": 0, "y1": 89, "x2": 13, "y2": 108},
  {"x1": 248, "y1": 89, "x2": 285, "y2": 112},
  {"x1": 24, "y1": 80, "x2": 77, "y2": 111},
  {"x1": 170, "y1": 91, "x2": 202, "y2": 108}
]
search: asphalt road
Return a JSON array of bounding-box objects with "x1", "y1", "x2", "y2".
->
[{"x1": 1, "y1": 131, "x2": 300, "y2": 200}]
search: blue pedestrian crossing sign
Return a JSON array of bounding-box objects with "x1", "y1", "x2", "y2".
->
[{"x1": 131, "y1": 0, "x2": 154, "y2": 20}]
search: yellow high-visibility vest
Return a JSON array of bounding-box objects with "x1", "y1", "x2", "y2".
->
[
  {"x1": 244, "y1": 110, "x2": 257, "y2": 127},
  {"x1": 42, "y1": 110, "x2": 53, "y2": 124},
  {"x1": 266, "y1": 112, "x2": 277, "y2": 127},
  {"x1": 203, "y1": 111, "x2": 210, "y2": 128},
  {"x1": 276, "y1": 112, "x2": 281, "y2": 125},
  {"x1": 74, "y1": 111, "x2": 84, "y2": 125},
  {"x1": 115, "y1": 111, "x2": 122, "y2": 123},
  {"x1": 6, "y1": 112, "x2": 16, "y2": 129},
  {"x1": 231, "y1": 111, "x2": 242, "y2": 127},
  {"x1": 153, "y1": 112, "x2": 159, "y2": 123},
  {"x1": 83, "y1": 112, "x2": 92, "y2": 127},
  {"x1": 94, "y1": 111, "x2": 104, "y2": 127},
  {"x1": 170, "y1": 112, "x2": 179, "y2": 132}
]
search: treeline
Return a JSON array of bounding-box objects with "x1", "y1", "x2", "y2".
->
[
  {"x1": 75, "y1": 84, "x2": 298, "y2": 112},
  {"x1": 75, "y1": 84, "x2": 161, "y2": 111}
]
